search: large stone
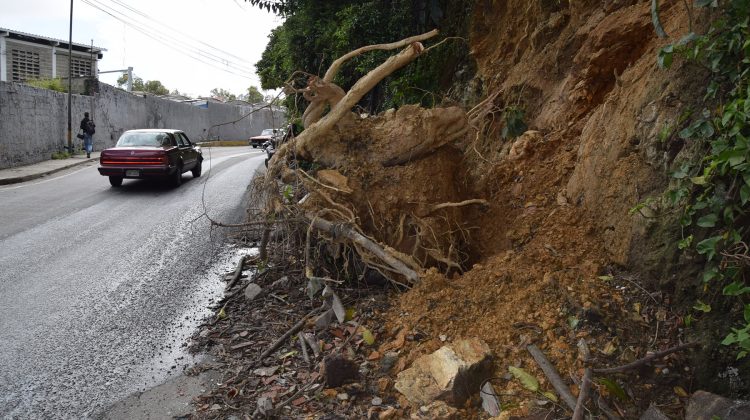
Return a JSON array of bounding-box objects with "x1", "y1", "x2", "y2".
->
[
  {"x1": 244, "y1": 283, "x2": 263, "y2": 301},
  {"x1": 394, "y1": 338, "x2": 493, "y2": 406},
  {"x1": 686, "y1": 391, "x2": 750, "y2": 420}
]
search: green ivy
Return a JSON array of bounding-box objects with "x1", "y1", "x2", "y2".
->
[{"x1": 655, "y1": 0, "x2": 750, "y2": 358}]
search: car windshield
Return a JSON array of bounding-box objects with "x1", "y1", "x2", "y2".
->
[
  {"x1": 261, "y1": 129, "x2": 275, "y2": 136},
  {"x1": 116, "y1": 132, "x2": 172, "y2": 147}
]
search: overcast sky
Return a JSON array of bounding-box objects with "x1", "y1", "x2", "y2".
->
[{"x1": 1, "y1": 0, "x2": 282, "y2": 98}]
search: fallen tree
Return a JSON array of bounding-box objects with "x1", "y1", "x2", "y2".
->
[{"x1": 261, "y1": 30, "x2": 479, "y2": 287}]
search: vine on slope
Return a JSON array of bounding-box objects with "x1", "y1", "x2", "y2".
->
[{"x1": 655, "y1": 0, "x2": 750, "y2": 358}]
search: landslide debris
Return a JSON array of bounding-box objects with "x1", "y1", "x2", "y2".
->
[{"x1": 190, "y1": 0, "x2": 746, "y2": 418}]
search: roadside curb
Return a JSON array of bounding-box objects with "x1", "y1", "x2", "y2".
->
[{"x1": 0, "y1": 157, "x2": 99, "y2": 186}]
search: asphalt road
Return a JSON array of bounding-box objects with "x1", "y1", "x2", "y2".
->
[{"x1": 0, "y1": 146, "x2": 265, "y2": 419}]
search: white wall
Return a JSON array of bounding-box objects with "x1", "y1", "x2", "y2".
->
[{"x1": 0, "y1": 81, "x2": 285, "y2": 169}]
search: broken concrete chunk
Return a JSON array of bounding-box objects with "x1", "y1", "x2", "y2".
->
[
  {"x1": 394, "y1": 338, "x2": 493, "y2": 406},
  {"x1": 410, "y1": 401, "x2": 457, "y2": 419},
  {"x1": 244, "y1": 283, "x2": 262, "y2": 301},
  {"x1": 686, "y1": 390, "x2": 750, "y2": 420}
]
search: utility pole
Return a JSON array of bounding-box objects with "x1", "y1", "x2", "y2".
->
[{"x1": 67, "y1": 0, "x2": 73, "y2": 153}]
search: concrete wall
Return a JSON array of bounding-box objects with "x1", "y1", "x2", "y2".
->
[{"x1": 0, "y1": 81, "x2": 285, "y2": 169}]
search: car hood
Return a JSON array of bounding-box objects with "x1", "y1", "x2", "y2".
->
[{"x1": 249, "y1": 135, "x2": 273, "y2": 140}]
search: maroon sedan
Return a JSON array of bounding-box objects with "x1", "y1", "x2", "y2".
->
[{"x1": 98, "y1": 129, "x2": 203, "y2": 187}]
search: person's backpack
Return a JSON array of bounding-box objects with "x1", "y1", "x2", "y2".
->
[{"x1": 85, "y1": 120, "x2": 96, "y2": 135}]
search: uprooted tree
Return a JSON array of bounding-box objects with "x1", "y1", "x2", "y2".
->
[{"x1": 254, "y1": 30, "x2": 488, "y2": 290}]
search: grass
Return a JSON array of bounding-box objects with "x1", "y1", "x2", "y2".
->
[{"x1": 51, "y1": 151, "x2": 71, "y2": 160}]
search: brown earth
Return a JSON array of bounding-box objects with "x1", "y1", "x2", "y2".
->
[
  {"x1": 192, "y1": 1, "x2": 739, "y2": 418},
  {"x1": 300, "y1": 0, "x2": 713, "y2": 416}
]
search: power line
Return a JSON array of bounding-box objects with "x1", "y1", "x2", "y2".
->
[
  {"x1": 108, "y1": 0, "x2": 253, "y2": 65},
  {"x1": 83, "y1": 0, "x2": 254, "y2": 74},
  {"x1": 80, "y1": 0, "x2": 256, "y2": 79}
]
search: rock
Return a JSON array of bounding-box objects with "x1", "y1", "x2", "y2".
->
[
  {"x1": 324, "y1": 355, "x2": 359, "y2": 387},
  {"x1": 379, "y1": 407, "x2": 397, "y2": 420},
  {"x1": 244, "y1": 283, "x2": 262, "y2": 301},
  {"x1": 270, "y1": 276, "x2": 290, "y2": 290},
  {"x1": 508, "y1": 131, "x2": 543, "y2": 161},
  {"x1": 380, "y1": 352, "x2": 399, "y2": 373},
  {"x1": 377, "y1": 377, "x2": 391, "y2": 393},
  {"x1": 640, "y1": 405, "x2": 669, "y2": 420},
  {"x1": 394, "y1": 338, "x2": 493, "y2": 406},
  {"x1": 337, "y1": 392, "x2": 349, "y2": 401},
  {"x1": 410, "y1": 401, "x2": 457, "y2": 419},
  {"x1": 255, "y1": 396, "x2": 273, "y2": 416},
  {"x1": 253, "y1": 366, "x2": 279, "y2": 377},
  {"x1": 480, "y1": 381, "x2": 501, "y2": 416},
  {"x1": 686, "y1": 390, "x2": 750, "y2": 420},
  {"x1": 372, "y1": 397, "x2": 383, "y2": 406}
]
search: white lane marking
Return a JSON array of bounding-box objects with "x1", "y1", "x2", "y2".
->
[{"x1": 0, "y1": 151, "x2": 261, "y2": 192}]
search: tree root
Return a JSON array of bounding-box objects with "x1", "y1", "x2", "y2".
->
[{"x1": 309, "y1": 216, "x2": 420, "y2": 284}]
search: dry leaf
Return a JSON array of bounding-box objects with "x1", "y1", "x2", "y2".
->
[{"x1": 508, "y1": 366, "x2": 539, "y2": 392}]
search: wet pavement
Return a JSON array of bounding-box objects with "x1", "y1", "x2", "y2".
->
[{"x1": 0, "y1": 147, "x2": 265, "y2": 418}]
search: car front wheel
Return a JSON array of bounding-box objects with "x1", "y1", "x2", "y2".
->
[
  {"x1": 192, "y1": 159, "x2": 202, "y2": 178},
  {"x1": 109, "y1": 176, "x2": 123, "y2": 187}
]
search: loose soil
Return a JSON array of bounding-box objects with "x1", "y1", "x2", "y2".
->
[{"x1": 187, "y1": 1, "x2": 742, "y2": 418}]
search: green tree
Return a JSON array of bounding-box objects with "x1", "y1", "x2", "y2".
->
[
  {"x1": 143, "y1": 80, "x2": 169, "y2": 95},
  {"x1": 254, "y1": 0, "x2": 472, "y2": 115},
  {"x1": 116, "y1": 73, "x2": 144, "y2": 91},
  {"x1": 246, "y1": 86, "x2": 264, "y2": 103},
  {"x1": 210, "y1": 87, "x2": 237, "y2": 102}
]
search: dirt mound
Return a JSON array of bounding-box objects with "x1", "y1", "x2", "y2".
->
[{"x1": 206, "y1": 0, "x2": 717, "y2": 417}]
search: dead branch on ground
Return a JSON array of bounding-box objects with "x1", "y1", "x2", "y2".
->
[
  {"x1": 592, "y1": 342, "x2": 699, "y2": 374},
  {"x1": 527, "y1": 344, "x2": 577, "y2": 412}
]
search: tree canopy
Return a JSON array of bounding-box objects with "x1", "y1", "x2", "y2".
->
[
  {"x1": 116, "y1": 74, "x2": 169, "y2": 95},
  {"x1": 254, "y1": 0, "x2": 473, "y2": 116}
]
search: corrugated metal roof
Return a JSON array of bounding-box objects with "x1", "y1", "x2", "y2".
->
[{"x1": 0, "y1": 27, "x2": 107, "y2": 52}]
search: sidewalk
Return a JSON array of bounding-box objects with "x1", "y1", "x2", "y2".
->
[{"x1": 0, "y1": 152, "x2": 101, "y2": 186}]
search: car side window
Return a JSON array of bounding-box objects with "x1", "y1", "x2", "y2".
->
[
  {"x1": 175, "y1": 134, "x2": 186, "y2": 147},
  {"x1": 179, "y1": 133, "x2": 192, "y2": 147}
]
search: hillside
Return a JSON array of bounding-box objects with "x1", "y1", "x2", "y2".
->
[{"x1": 194, "y1": 0, "x2": 749, "y2": 418}]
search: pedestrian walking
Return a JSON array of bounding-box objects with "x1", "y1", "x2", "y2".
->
[{"x1": 79, "y1": 112, "x2": 96, "y2": 158}]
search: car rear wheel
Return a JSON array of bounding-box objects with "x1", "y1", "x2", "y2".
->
[
  {"x1": 252, "y1": 144, "x2": 258, "y2": 148},
  {"x1": 172, "y1": 164, "x2": 183, "y2": 187},
  {"x1": 109, "y1": 176, "x2": 123, "y2": 187},
  {"x1": 192, "y1": 159, "x2": 202, "y2": 178}
]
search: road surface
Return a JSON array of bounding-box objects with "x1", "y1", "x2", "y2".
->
[{"x1": 0, "y1": 146, "x2": 264, "y2": 418}]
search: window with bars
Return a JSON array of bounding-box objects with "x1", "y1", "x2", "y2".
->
[
  {"x1": 11, "y1": 49, "x2": 40, "y2": 81},
  {"x1": 71, "y1": 58, "x2": 92, "y2": 77}
]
